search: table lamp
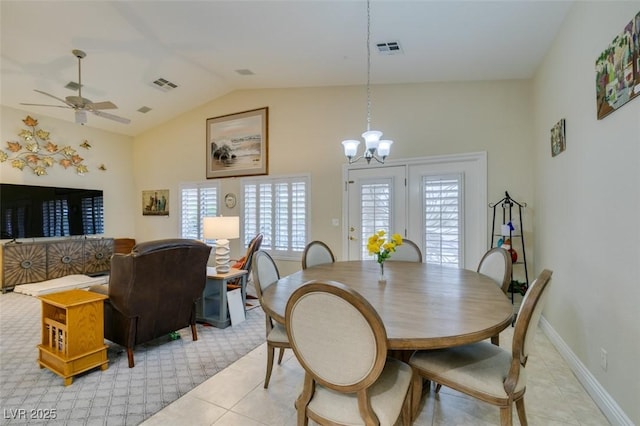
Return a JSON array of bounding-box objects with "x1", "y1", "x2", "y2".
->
[{"x1": 203, "y1": 216, "x2": 239, "y2": 274}]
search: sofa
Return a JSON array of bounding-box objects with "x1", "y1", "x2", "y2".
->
[{"x1": 90, "y1": 238, "x2": 211, "y2": 367}]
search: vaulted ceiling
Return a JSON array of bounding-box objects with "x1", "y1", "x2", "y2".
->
[{"x1": 0, "y1": 1, "x2": 573, "y2": 136}]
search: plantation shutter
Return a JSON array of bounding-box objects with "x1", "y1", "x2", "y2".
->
[
  {"x1": 424, "y1": 174, "x2": 462, "y2": 267},
  {"x1": 242, "y1": 175, "x2": 309, "y2": 258},
  {"x1": 180, "y1": 184, "x2": 219, "y2": 241},
  {"x1": 360, "y1": 181, "x2": 392, "y2": 259}
]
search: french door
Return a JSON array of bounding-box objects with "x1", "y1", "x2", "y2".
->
[
  {"x1": 346, "y1": 166, "x2": 406, "y2": 260},
  {"x1": 343, "y1": 153, "x2": 487, "y2": 269}
]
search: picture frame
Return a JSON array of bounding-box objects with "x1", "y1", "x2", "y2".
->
[
  {"x1": 551, "y1": 119, "x2": 566, "y2": 157},
  {"x1": 142, "y1": 189, "x2": 169, "y2": 216},
  {"x1": 206, "y1": 107, "x2": 268, "y2": 179},
  {"x1": 595, "y1": 11, "x2": 640, "y2": 119}
]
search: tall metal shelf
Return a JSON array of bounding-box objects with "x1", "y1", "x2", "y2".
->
[{"x1": 489, "y1": 191, "x2": 529, "y2": 303}]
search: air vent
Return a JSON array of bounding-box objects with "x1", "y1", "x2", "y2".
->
[
  {"x1": 137, "y1": 106, "x2": 152, "y2": 114},
  {"x1": 151, "y1": 78, "x2": 178, "y2": 92},
  {"x1": 376, "y1": 41, "x2": 403, "y2": 55},
  {"x1": 235, "y1": 69, "x2": 255, "y2": 76},
  {"x1": 65, "y1": 81, "x2": 82, "y2": 91}
]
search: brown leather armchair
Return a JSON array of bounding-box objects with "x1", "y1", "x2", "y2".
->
[{"x1": 90, "y1": 239, "x2": 211, "y2": 368}]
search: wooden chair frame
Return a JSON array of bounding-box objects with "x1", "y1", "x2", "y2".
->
[
  {"x1": 411, "y1": 269, "x2": 553, "y2": 425},
  {"x1": 286, "y1": 280, "x2": 412, "y2": 426},
  {"x1": 252, "y1": 250, "x2": 290, "y2": 388}
]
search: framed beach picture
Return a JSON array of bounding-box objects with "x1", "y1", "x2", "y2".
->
[
  {"x1": 206, "y1": 107, "x2": 269, "y2": 179},
  {"x1": 551, "y1": 119, "x2": 566, "y2": 157},
  {"x1": 142, "y1": 189, "x2": 169, "y2": 216}
]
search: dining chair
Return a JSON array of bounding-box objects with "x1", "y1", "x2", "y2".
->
[
  {"x1": 228, "y1": 233, "x2": 263, "y2": 296},
  {"x1": 409, "y1": 269, "x2": 553, "y2": 425},
  {"x1": 301, "y1": 240, "x2": 336, "y2": 269},
  {"x1": 477, "y1": 246, "x2": 513, "y2": 346},
  {"x1": 251, "y1": 249, "x2": 291, "y2": 388},
  {"x1": 478, "y1": 247, "x2": 513, "y2": 294},
  {"x1": 386, "y1": 239, "x2": 422, "y2": 262},
  {"x1": 285, "y1": 280, "x2": 413, "y2": 426}
]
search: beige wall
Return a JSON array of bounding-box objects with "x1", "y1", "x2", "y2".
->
[
  {"x1": 0, "y1": 106, "x2": 136, "y2": 240},
  {"x1": 133, "y1": 80, "x2": 534, "y2": 276},
  {"x1": 532, "y1": 2, "x2": 639, "y2": 423}
]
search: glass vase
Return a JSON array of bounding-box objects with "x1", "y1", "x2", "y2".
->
[{"x1": 378, "y1": 262, "x2": 386, "y2": 284}]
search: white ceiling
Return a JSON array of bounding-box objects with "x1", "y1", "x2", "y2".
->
[{"x1": 0, "y1": 1, "x2": 573, "y2": 137}]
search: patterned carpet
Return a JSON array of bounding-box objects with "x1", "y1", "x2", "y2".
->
[{"x1": 0, "y1": 290, "x2": 265, "y2": 425}]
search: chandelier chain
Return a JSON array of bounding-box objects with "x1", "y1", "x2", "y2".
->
[{"x1": 366, "y1": 0, "x2": 371, "y2": 132}]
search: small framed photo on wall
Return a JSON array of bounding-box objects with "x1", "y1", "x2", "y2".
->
[
  {"x1": 142, "y1": 189, "x2": 169, "y2": 216},
  {"x1": 551, "y1": 119, "x2": 566, "y2": 157}
]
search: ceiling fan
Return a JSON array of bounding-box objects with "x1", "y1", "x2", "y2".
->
[{"x1": 20, "y1": 49, "x2": 130, "y2": 125}]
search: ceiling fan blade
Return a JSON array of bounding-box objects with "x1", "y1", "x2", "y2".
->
[
  {"x1": 91, "y1": 110, "x2": 131, "y2": 124},
  {"x1": 87, "y1": 101, "x2": 118, "y2": 110},
  {"x1": 20, "y1": 102, "x2": 71, "y2": 109},
  {"x1": 34, "y1": 89, "x2": 74, "y2": 107}
]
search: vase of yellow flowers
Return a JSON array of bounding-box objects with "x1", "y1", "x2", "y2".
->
[{"x1": 367, "y1": 230, "x2": 403, "y2": 284}]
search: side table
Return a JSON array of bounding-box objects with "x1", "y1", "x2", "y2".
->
[
  {"x1": 195, "y1": 267, "x2": 248, "y2": 329},
  {"x1": 37, "y1": 289, "x2": 108, "y2": 386}
]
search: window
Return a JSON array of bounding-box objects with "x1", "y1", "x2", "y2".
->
[
  {"x1": 423, "y1": 174, "x2": 463, "y2": 267},
  {"x1": 179, "y1": 182, "x2": 220, "y2": 241},
  {"x1": 81, "y1": 195, "x2": 104, "y2": 235},
  {"x1": 359, "y1": 181, "x2": 392, "y2": 259},
  {"x1": 241, "y1": 175, "x2": 309, "y2": 259}
]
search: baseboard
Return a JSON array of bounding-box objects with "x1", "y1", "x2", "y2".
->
[{"x1": 539, "y1": 317, "x2": 633, "y2": 426}]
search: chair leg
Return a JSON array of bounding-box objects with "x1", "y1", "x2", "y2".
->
[
  {"x1": 264, "y1": 344, "x2": 275, "y2": 388},
  {"x1": 515, "y1": 398, "x2": 528, "y2": 426},
  {"x1": 277, "y1": 347, "x2": 285, "y2": 364},
  {"x1": 491, "y1": 334, "x2": 500, "y2": 346},
  {"x1": 401, "y1": 381, "x2": 413, "y2": 426},
  {"x1": 191, "y1": 323, "x2": 198, "y2": 341},
  {"x1": 127, "y1": 348, "x2": 135, "y2": 368},
  {"x1": 435, "y1": 383, "x2": 442, "y2": 393},
  {"x1": 499, "y1": 405, "x2": 513, "y2": 426},
  {"x1": 410, "y1": 373, "x2": 423, "y2": 421}
]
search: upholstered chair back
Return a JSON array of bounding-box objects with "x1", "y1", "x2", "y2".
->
[
  {"x1": 513, "y1": 270, "x2": 552, "y2": 366},
  {"x1": 302, "y1": 240, "x2": 336, "y2": 269},
  {"x1": 477, "y1": 247, "x2": 512, "y2": 294},
  {"x1": 252, "y1": 250, "x2": 280, "y2": 298},
  {"x1": 286, "y1": 280, "x2": 387, "y2": 391},
  {"x1": 387, "y1": 239, "x2": 422, "y2": 262}
]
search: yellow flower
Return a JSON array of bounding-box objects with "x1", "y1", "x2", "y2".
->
[{"x1": 367, "y1": 230, "x2": 403, "y2": 263}]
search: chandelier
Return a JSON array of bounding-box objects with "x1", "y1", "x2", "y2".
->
[{"x1": 341, "y1": 0, "x2": 393, "y2": 164}]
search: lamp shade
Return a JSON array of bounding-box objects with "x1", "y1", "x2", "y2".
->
[
  {"x1": 342, "y1": 140, "x2": 360, "y2": 157},
  {"x1": 203, "y1": 216, "x2": 239, "y2": 240},
  {"x1": 377, "y1": 140, "x2": 393, "y2": 157}
]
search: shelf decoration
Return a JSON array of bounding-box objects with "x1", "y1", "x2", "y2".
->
[{"x1": 0, "y1": 116, "x2": 90, "y2": 176}]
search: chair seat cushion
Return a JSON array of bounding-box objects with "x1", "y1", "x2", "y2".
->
[
  {"x1": 307, "y1": 357, "x2": 412, "y2": 426},
  {"x1": 267, "y1": 322, "x2": 289, "y2": 344},
  {"x1": 410, "y1": 341, "x2": 526, "y2": 400}
]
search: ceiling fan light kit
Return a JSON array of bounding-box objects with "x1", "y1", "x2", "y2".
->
[
  {"x1": 20, "y1": 49, "x2": 130, "y2": 125},
  {"x1": 75, "y1": 110, "x2": 87, "y2": 125}
]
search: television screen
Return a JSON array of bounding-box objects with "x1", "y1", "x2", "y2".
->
[{"x1": 0, "y1": 184, "x2": 104, "y2": 239}]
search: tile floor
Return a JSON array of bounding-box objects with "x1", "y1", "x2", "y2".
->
[{"x1": 142, "y1": 325, "x2": 610, "y2": 426}]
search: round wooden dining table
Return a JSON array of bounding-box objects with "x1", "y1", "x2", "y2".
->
[{"x1": 260, "y1": 260, "x2": 514, "y2": 351}]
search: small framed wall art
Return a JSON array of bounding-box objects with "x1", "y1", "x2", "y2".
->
[
  {"x1": 206, "y1": 107, "x2": 268, "y2": 179},
  {"x1": 142, "y1": 189, "x2": 169, "y2": 216},
  {"x1": 551, "y1": 119, "x2": 566, "y2": 157}
]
